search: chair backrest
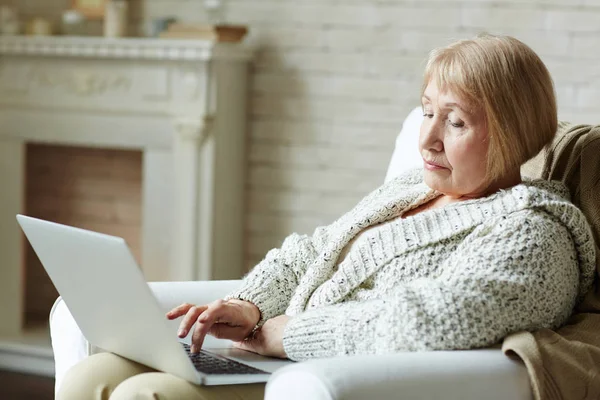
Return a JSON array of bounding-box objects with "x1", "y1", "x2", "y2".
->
[{"x1": 521, "y1": 122, "x2": 600, "y2": 302}]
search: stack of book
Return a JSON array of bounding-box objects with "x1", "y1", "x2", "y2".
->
[{"x1": 159, "y1": 23, "x2": 248, "y2": 42}]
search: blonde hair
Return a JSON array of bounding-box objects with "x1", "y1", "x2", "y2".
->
[{"x1": 422, "y1": 34, "x2": 557, "y2": 180}]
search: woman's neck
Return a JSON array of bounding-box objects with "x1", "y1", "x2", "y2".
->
[{"x1": 444, "y1": 169, "x2": 523, "y2": 203}]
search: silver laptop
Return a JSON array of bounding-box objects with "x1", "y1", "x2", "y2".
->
[{"x1": 17, "y1": 214, "x2": 292, "y2": 385}]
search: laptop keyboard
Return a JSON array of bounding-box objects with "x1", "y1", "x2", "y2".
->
[{"x1": 181, "y1": 343, "x2": 269, "y2": 375}]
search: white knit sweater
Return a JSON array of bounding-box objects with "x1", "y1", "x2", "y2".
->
[{"x1": 226, "y1": 169, "x2": 596, "y2": 361}]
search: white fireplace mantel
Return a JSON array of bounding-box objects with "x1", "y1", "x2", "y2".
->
[
  {"x1": 0, "y1": 35, "x2": 252, "y2": 61},
  {"x1": 0, "y1": 36, "x2": 252, "y2": 345}
]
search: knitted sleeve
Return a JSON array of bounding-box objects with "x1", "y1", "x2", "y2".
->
[
  {"x1": 223, "y1": 168, "x2": 424, "y2": 324},
  {"x1": 224, "y1": 226, "x2": 329, "y2": 325},
  {"x1": 282, "y1": 211, "x2": 581, "y2": 360}
]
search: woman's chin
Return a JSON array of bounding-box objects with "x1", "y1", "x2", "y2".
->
[{"x1": 423, "y1": 170, "x2": 449, "y2": 192}]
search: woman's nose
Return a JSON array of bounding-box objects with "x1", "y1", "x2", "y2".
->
[{"x1": 420, "y1": 118, "x2": 444, "y2": 152}]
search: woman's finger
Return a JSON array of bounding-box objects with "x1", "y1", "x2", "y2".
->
[
  {"x1": 190, "y1": 300, "x2": 233, "y2": 352},
  {"x1": 166, "y1": 303, "x2": 195, "y2": 320},
  {"x1": 177, "y1": 305, "x2": 208, "y2": 338}
]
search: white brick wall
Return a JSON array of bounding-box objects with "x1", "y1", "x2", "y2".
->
[{"x1": 14, "y1": 0, "x2": 600, "y2": 271}]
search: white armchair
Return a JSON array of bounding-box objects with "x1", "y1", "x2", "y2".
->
[
  {"x1": 51, "y1": 280, "x2": 532, "y2": 400},
  {"x1": 49, "y1": 108, "x2": 534, "y2": 399}
]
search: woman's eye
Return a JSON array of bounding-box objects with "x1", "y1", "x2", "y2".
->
[
  {"x1": 449, "y1": 119, "x2": 464, "y2": 128},
  {"x1": 423, "y1": 112, "x2": 434, "y2": 118}
]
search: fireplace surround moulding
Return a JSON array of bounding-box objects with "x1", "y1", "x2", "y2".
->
[{"x1": 0, "y1": 36, "x2": 252, "y2": 349}]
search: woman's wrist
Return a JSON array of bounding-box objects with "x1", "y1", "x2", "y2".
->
[{"x1": 227, "y1": 298, "x2": 261, "y2": 326}]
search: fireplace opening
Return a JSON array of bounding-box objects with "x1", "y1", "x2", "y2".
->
[{"x1": 23, "y1": 143, "x2": 142, "y2": 329}]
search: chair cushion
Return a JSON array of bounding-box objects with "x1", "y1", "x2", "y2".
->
[{"x1": 384, "y1": 107, "x2": 424, "y2": 183}]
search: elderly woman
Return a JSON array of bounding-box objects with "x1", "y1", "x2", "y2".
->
[{"x1": 58, "y1": 34, "x2": 595, "y2": 400}]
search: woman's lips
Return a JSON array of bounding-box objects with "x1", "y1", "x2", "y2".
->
[{"x1": 424, "y1": 160, "x2": 446, "y2": 171}]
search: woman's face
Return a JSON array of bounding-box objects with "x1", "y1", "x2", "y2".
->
[{"x1": 420, "y1": 80, "x2": 492, "y2": 199}]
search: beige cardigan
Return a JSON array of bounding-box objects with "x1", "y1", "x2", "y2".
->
[{"x1": 504, "y1": 122, "x2": 600, "y2": 400}]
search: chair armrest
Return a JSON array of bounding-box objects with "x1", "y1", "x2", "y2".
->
[
  {"x1": 50, "y1": 280, "x2": 242, "y2": 396},
  {"x1": 266, "y1": 349, "x2": 532, "y2": 400}
]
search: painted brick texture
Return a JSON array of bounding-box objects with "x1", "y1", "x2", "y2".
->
[{"x1": 13, "y1": 0, "x2": 600, "y2": 271}]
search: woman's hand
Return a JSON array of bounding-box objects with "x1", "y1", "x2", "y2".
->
[
  {"x1": 166, "y1": 299, "x2": 260, "y2": 353},
  {"x1": 233, "y1": 315, "x2": 291, "y2": 359}
]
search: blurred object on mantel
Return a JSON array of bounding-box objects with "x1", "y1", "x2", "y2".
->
[
  {"x1": 0, "y1": 5, "x2": 20, "y2": 35},
  {"x1": 72, "y1": 0, "x2": 108, "y2": 20},
  {"x1": 160, "y1": 23, "x2": 248, "y2": 42},
  {"x1": 146, "y1": 17, "x2": 176, "y2": 38},
  {"x1": 104, "y1": 0, "x2": 128, "y2": 37},
  {"x1": 61, "y1": 10, "x2": 87, "y2": 36},
  {"x1": 25, "y1": 18, "x2": 53, "y2": 36}
]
